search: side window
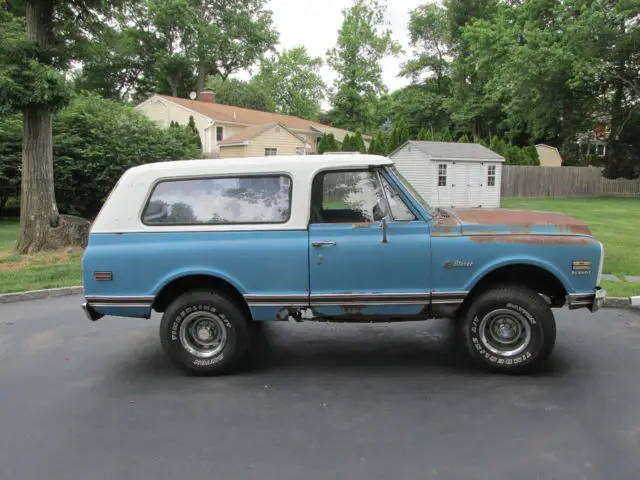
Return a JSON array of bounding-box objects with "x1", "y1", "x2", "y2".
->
[
  {"x1": 487, "y1": 165, "x2": 496, "y2": 187},
  {"x1": 216, "y1": 126, "x2": 224, "y2": 142},
  {"x1": 265, "y1": 148, "x2": 278, "y2": 156},
  {"x1": 438, "y1": 164, "x2": 447, "y2": 187},
  {"x1": 379, "y1": 175, "x2": 416, "y2": 221},
  {"x1": 142, "y1": 175, "x2": 292, "y2": 225},
  {"x1": 311, "y1": 170, "x2": 388, "y2": 224}
]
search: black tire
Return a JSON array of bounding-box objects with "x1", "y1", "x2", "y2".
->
[
  {"x1": 160, "y1": 291, "x2": 250, "y2": 375},
  {"x1": 458, "y1": 285, "x2": 556, "y2": 374}
]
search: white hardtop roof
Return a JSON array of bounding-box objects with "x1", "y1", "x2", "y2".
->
[
  {"x1": 123, "y1": 154, "x2": 393, "y2": 180},
  {"x1": 91, "y1": 154, "x2": 394, "y2": 234}
]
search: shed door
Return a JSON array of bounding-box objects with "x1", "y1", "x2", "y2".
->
[
  {"x1": 467, "y1": 163, "x2": 483, "y2": 208},
  {"x1": 451, "y1": 162, "x2": 483, "y2": 208}
]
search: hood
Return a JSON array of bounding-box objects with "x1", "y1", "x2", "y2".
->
[{"x1": 432, "y1": 208, "x2": 592, "y2": 237}]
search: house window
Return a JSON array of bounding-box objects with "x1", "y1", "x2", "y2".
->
[
  {"x1": 216, "y1": 126, "x2": 224, "y2": 142},
  {"x1": 596, "y1": 144, "x2": 605, "y2": 157},
  {"x1": 142, "y1": 175, "x2": 292, "y2": 225},
  {"x1": 438, "y1": 164, "x2": 447, "y2": 187},
  {"x1": 487, "y1": 165, "x2": 496, "y2": 187},
  {"x1": 265, "y1": 148, "x2": 278, "y2": 156},
  {"x1": 296, "y1": 147, "x2": 306, "y2": 156}
]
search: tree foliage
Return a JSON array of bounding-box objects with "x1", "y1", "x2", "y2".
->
[
  {"x1": 388, "y1": 118, "x2": 410, "y2": 153},
  {"x1": 318, "y1": 133, "x2": 339, "y2": 154},
  {"x1": 327, "y1": 0, "x2": 401, "y2": 132},
  {"x1": 254, "y1": 47, "x2": 326, "y2": 120},
  {"x1": 205, "y1": 76, "x2": 275, "y2": 112}
]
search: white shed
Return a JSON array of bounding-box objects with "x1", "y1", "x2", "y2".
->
[{"x1": 390, "y1": 141, "x2": 505, "y2": 209}]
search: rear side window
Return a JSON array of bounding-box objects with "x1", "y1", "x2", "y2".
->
[{"x1": 142, "y1": 175, "x2": 292, "y2": 225}]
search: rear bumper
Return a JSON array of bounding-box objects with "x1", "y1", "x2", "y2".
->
[
  {"x1": 82, "y1": 302, "x2": 104, "y2": 321},
  {"x1": 567, "y1": 286, "x2": 607, "y2": 312}
]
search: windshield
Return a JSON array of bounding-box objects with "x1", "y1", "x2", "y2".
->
[{"x1": 385, "y1": 165, "x2": 434, "y2": 215}]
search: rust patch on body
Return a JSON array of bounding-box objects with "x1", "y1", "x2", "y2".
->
[
  {"x1": 454, "y1": 209, "x2": 592, "y2": 235},
  {"x1": 470, "y1": 235, "x2": 594, "y2": 245}
]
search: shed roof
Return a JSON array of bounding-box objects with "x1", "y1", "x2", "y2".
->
[{"x1": 398, "y1": 141, "x2": 505, "y2": 162}]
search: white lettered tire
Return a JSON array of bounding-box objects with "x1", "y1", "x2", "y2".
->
[
  {"x1": 458, "y1": 285, "x2": 557, "y2": 374},
  {"x1": 160, "y1": 291, "x2": 250, "y2": 375}
]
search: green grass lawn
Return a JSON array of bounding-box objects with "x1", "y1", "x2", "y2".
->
[
  {"x1": 0, "y1": 220, "x2": 82, "y2": 293},
  {"x1": 502, "y1": 197, "x2": 640, "y2": 298}
]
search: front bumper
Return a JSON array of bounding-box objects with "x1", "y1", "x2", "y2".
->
[{"x1": 567, "y1": 286, "x2": 607, "y2": 312}]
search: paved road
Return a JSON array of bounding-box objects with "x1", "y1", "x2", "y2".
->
[{"x1": 1, "y1": 297, "x2": 640, "y2": 480}]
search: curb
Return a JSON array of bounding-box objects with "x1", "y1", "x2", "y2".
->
[{"x1": 0, "y1": 286, "x2": 83, "y2": 304}]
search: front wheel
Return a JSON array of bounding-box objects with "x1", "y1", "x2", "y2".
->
[
  {"x1": 160, "y1": 291, "x2": 250, "y2": 375},
  {"x1": 458, "y1": 285, "x2": 556, "y2": 374}
]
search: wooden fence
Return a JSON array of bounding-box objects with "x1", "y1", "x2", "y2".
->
[{"x1": 501, "y1": 166, "x2": 640, "y2": 198}]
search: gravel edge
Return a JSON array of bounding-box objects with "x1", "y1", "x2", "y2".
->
[{"x1": 0, "y1": 286, "x2": 637, "y2": 310}]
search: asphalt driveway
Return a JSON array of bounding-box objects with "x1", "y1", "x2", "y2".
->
[{"x1": 1, "y1": 296, "x2": 639, "y2": 480}]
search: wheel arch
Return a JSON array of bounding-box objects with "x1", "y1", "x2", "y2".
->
[
  {"x1": 152, "y1": 273, "x2": 251, "y2": 320},
  {"x1": 464, "y1": 260, "x2": 570, "y2": 308}
]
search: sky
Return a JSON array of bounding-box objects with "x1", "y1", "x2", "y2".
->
[{"x1": 235, "y1": 0, "x2": 430, "y2": 105}]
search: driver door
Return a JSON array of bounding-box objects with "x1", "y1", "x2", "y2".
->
[{"x1": 308, "y1": 169, "x2": 431, "y2": 317}]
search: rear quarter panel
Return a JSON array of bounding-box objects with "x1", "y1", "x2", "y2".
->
[{"x1": 82, "y1": 231, "x2": 308, "y2": 318}]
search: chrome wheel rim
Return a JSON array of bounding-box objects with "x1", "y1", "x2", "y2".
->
[
  {"x1": 478, "y1": 308, "x2": 532, "y2": 357},
  {"x1": 179, "y1": 311, "x2": 227, "y2": 358}
]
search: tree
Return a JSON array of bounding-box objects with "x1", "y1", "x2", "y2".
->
[
  {"x1": 389, "y1": 119, "x2": 410, "y2": 152},
  {"x1": 353, "y1": 131, "x2": 367, "y2": 153},
  {"x1": 190, "y1": 0, "x2": 279, "y2": 98},
  {"x1": 187, "y1": 115, "x2": 202, "y2": 151},
  {"x1": 368, "y1": 132, "x2": 388, "y2": 155},
  {"x1": 254, "y1": 47, "x2": 326, "y2": 120},
  {"x1": 147, "y1": 0, "x2": 197, "y2": 97},
  {"x1": 206, "y1": 76, "x2": 275, "y2": 112},
  {"x1": 318, "y1": 133, "x2": 339, "y2": 154},
  {"x1": 73, "y1": 3, "x2": 160, "y2": 102},
  {"x1": 342, "y1": 134, "x2": 354, "y2": 152},
  {"x1": 327, "y1": 0, "x2": 401, "y2": 132},
  {"x1": 401, "y1": 3, "x2": 450, "y2": 90},
  {"x1": 0, "y1": 1, "x2": 126, "y2": 253},
  {"x1": 457, "y1": 134, "x2": 470, "y2": 143}
]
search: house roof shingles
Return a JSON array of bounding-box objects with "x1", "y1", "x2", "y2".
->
[
  {"x1": 408, "y1": 141, "x2": 505, "y2": 161},
  {"x1": 157, "y1": 95, "x2": 315, "y2": 131}
]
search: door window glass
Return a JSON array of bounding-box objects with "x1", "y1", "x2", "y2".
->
[
  {"x1": 379, "y1": 175, "x2": 416, "y2": 221},
  {"x1": 311, "y1": 170, "x2": 388, "y2": 224}
]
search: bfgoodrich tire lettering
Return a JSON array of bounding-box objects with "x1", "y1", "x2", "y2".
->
[
  {"x1": 459, "y1": 285, "x2": 556, "y2": 374},
  {"x1": 160, "y1": 291, "x2": 250, "y2": 375}
]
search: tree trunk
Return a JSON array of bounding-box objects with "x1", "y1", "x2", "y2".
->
[{"x1": 15, "y1": 1, "x2": 60, "y2": 254}]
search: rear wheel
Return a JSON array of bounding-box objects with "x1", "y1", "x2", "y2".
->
[
  {"x1": 458, "y1": 285, "x2": 556, "y2": 373},
  {"x1": 160, "y1": 291, "x2": 250, "y2": 375}
]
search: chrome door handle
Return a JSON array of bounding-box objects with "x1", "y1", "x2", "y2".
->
[{"x1": 312, "y1": 241, "x2": 337, "y2": 247}]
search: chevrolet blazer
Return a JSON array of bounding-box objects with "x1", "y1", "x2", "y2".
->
[{"x1": 81, "y1": 154, "x2": 606, "y2": 375}]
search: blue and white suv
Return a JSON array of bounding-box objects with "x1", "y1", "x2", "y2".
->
[{"x1": 82, "y1": 154, "x2": 605, "y2": 374}]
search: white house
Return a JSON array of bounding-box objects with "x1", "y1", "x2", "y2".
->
[
  {"x1": 135, "y1": 91, "x2": 369, "y2": 158},
  {"x1": 390, "y1": 141, "x2": 505, "y2": 209}
]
